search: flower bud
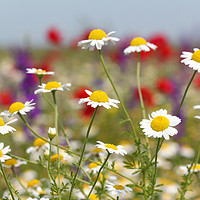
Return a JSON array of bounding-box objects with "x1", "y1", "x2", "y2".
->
[
  {"x1": 44, "y1": 150, "x2": 50, "y2": 160},
  {"x1": 48, "y1": 127, "x2": 56, "y2": 140}
]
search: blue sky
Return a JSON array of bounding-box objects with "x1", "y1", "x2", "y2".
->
[{"x1": 0, "y1": 0, "x2": 200, "y2": 47}]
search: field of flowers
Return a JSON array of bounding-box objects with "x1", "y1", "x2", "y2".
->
[{"x1": 1, "y1": 28, "x2": 200, "y2": 200}]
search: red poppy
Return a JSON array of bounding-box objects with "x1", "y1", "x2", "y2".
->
[
  {"x1": 157, "y1": 77, "x2": 175, "y2": 95},
  {"x1": 134, "y1": 87, "x2": 155, "y2": 107},
  {"x1": 0, "y1": 90, "x2": 14, "y2": 107},
  {"x1": 46, "y1": 27, "x2": 63, "y2": 45}
]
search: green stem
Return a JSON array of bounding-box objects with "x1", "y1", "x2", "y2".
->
[
  {"x1": 151, "y1": 70, "x2": 197, "y2": 162},
  {"x1": 86, "y1": 152, "x2": 111, "y2": 199},
  {"x1": 180, "y1": 142, "x2": 200, "y2": 199},
  {"x1": 150, "y1": 138, "x2": 161, "y2": 200},
  {"x1": 47, "y1": 140, "x2": 56, "y2": 199},
  {"x1": 39, "y1": 77, "x2": 71, "y2": 149},
  {"x1": 117, "y1": 196, "x2": 119, "y2": 200},
  {"x1": 136, "y1": 52, "x2": 151, "y2": 160},
  {"x1": 52, "y1": 91, "x2": 61, "y2": 200},
  {"x1": 0, "y1": 162, "x2": 15, "y2": 200},
  {"x1": 68, "y1": 106, "x2": 99, "y2": 200},
  {"x1": 176, "y1": 70, "x2": 197, "y2": 116},
  {"x1": 99, "y1": 50, "x2": 138, "y2": 142}
]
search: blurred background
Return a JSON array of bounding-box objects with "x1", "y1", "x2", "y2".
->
[{"x1": 1, "y1": 0, "x2": 200, "y2": 47}]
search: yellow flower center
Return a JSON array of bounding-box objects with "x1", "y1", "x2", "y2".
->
[
  {"x1": 37, "y1": 189, "x2": 46, "y2": 195},
  {"x1": 4, "y1": 159, "x2": 18, "y2": 166},
  {"x1": 130, "y1": 37, "x2": 147, "y2": 46},
  {"x1": 192, "y1": 50, "x2": 200, "y2": 63},
  {"x1": 105, "y1": 144, "x2": 118, "y2": 150},
  {"x1": 159, "y1": 178, "x2": 175, "y2": 185},
  {"x1": 0, "y1": 117, "x2": 5, "y2": 126},
  {"x1": 92, "y1": 148, "x2": 103, "y2": 153},
  {"x1": 161, "y1": 143, "x2": 170, "y2": 150},
  {"x1": 151, "y1": 116, "x2": 170, "y2": 132},
  {"x1": 113, "y1": 185, "x2": 125, "y2": 190},
  {"x1": 88, "y1": 29, "x2": 107, "y2": 40},
  {"x1": 89, "y1": 161, "x2": 101, "y2": 169},
  {"x1": 89, "y1": 194, "x2": 99, "y2": 200},
  {"x1": 89, "y1": 90, "x2": 109, "y2": 103},
  {"x1": 191, "y1": 164, "x2": 200, "y2": 171},
  {"x1": 45, "y1": 81, "x2": 61, "y2": 90},
  {"x1": 9, "y1": 102, "x2": 25, "y2": 114},
  {"x1": 89, "y1": 163, "x2": 98, "y2": 169},
  {"x1": 36, "y1": 70, "x2": 47, "y2": 74},
  {"x1": 0, "y1": 150, "x2": 3, "y2": 157},
  {"x1": 50, "y1": 154, "x2": 64, "y2": 162},
  {"x1": 33, "y1": 138, "x2": 47, "y2": 147},
  {"x1": 27, "y1": 179, "x2": 40, "y2": 188}
]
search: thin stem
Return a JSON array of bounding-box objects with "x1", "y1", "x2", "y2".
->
[
  {"x1": 176, "y1": 70, "x2": 197, "y2": 115},
  {"x1": 150, "y1": 138, "x2": 161, "y2": 200},
  {"x1": 180, "y1": 142, "x2": 200, "y2": 199},
  {"x1": 68, "y1": 106, "x2": 99, "y2": 200},
  {"x1": 0, "y1": 162, "x2": 15, "y2": 200},
  {"x1": 52, "y1": 91, "x2": 61, "y2": 200},
  {"x1": 39, "y1": 77, "x2": 71, "y2": 149},
  {"x1": 99, "y1": 50, "x2": 138, "y2": 141},
  {"x1": 151, "y1": 70, "x2": 198, "y2": 162},
  {"x1": 47, "y1": 140, "x2": 57, "y2": 186},
  {"x1": 86, "y1": 152, "x2": 111, "y2": 199},
  {"x1": 18, "y1": 113, "x2": 71, "y2": 153},
  {"x1": 136, "y1": 52, "x2": 151, "y2": 160},
  {"x1": 117, "y1": 196, "x2": 119, "y2": 200}
]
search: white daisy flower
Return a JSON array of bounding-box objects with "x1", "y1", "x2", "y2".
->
[
  {"x1": 179, "y1": 144, "x2": 194, "y2": 158},
  {"x1": 2, "y1": 100, "x2": 35, "y2": 117},
  {"x1": 179, "y1": 163, "x2": 200, "y2": 175},
  {"x1": 123, "y1": 37, "x2": 157, "y2": 54},
  {"x1": 34, "y1": 81, "x2": 71, "y2": 94},
  {"x1": 159, "y1": 142, "x2": 178, "y2": 158},
  {"x1": 26, "y1": 68, "x2": 54, "y2": 76},
  {"x1": 0, "y1": 116, "x2": 17, "y2": 135},
  {"x1": 78, "y1": 90, "x2": 120, "y2": 109},
  {"x1": 88, "y1": 161, "x2": 101, "y2": 174},
  {"x1": 106, "y1": 182, "x2": 132, "y2": 198},
  {"x1": 181, "y1": 48, "x2": 200, "y2": 72},
  {"x1": 158, "y1": 178, "x2": 179, "y2": 195},
  {"x1": 50, "y1": 149, "x2": 72, "y2": 164},
  {"x1": 0, "y1": 142, "x2": 11, "y2": 162},
  {"x1": 140, "y1": 109, "x2": 181, "y2": 140},
  {"x1": 27, "y1": 197, "x2": 49, "y2": 200},
  {"x1": 193, "y1": 104, "x2": 200, "y2": 119},
  {"x1": 26, "y1": 138, "x2": 49, "y2": 161},
  {"x1": 95, "y1": 141, "x2": 127, "y2": 155},
  {"x1": 3, "y1": 158, "x2": 27, "y2": 168},
  {"x1": 78, "y1": 29, "x2": 119, "y2": 51}
]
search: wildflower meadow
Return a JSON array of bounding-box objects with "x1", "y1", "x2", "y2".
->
[{"x1": 1, "y1": 28, "x2": 200, "y2": 200}]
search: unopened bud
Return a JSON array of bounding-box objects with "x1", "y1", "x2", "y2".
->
[
  {"x1": 48, "y1": 127, "x2": 56, "y2": 140},
  {"x1": 44, "y1": 150, "x2": 50, "y2": 159}
]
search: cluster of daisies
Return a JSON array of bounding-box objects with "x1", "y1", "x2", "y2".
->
[{"x1": 1, "y1": 28, "x2": 200, "y2": 199}]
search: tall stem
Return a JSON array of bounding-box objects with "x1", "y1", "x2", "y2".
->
[
  {"x1": 0, "y1": 162, "x2": 15, "y2": 200},
  {"x1": 52, "y1": 91, "x2": 61, "y2": 200},
  {"x1": 98, "y1": 50, "x2": 138, "y2": 141},
  {"x1": 151, "y1": 70, "x2": 198, "y2": 161},
  {"x1": 176, "y1": 70, "x2": 197, "y2": 115},
  {"x1": 136, "y1": 52, "x2": 151, "y2": 160},
  {"x1": 150, "y1": 138, "x2": 161, "y2": 200},
  {"x1": 68, "y1": 106, "x2": 99, "y2": 200},
  {"x1": 86, "y1": 152, "x2": 111, "y2": 199}
]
